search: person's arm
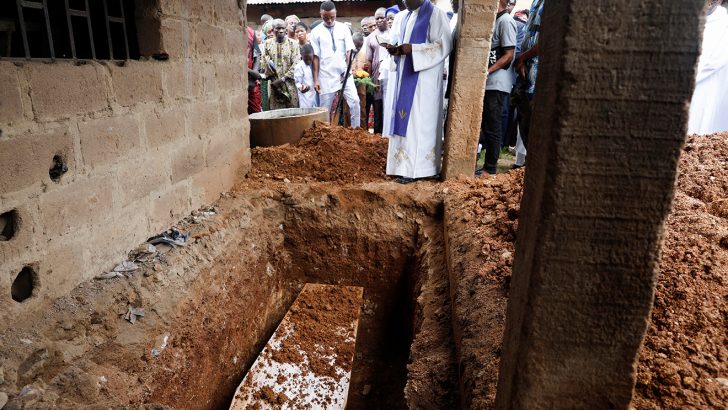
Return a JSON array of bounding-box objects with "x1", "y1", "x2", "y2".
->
[
  {"x1": 488, "y1": 18, "x2": 518, "y2": 75},
  {"x1": 310, "y1": 30, "x2": 322, "y2": 93},
  {"x1": 488, "y1": 48, "x2": 515, "y2": 75},
  {"x1": 313, "y1": 55, "x2": 321, "y2": 93},
  {"x1": 409, "y1": 10, "x2": 453, "y2": 72},
  {"x1": 515, "y1": 43, "x2": 540, "y2": 78},
  {"x1": 260, "y1": 43, "x2": 273, "y2": 77}
]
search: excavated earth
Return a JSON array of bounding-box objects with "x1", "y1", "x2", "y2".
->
[{"x1": 0, "y1": 124, "x2": 724, "y2": 409}]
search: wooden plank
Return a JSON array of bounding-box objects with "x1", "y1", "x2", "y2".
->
[{"x1": 230, "y1": 284, "x2": 364, "y2": 410}]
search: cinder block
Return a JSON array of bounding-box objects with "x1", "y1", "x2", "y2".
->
[
  {"x1": 195, "y1": 23, "x2": 226, "y2": 57},
  {"x1": 192, "y1": 63, "x2": 218, "y2": 96},
  {"x1": 78, "y1": 114, "x2": 141, "y2": 170},
  {"x1": 28, "y1": 63, "x2": 108, "y2": 120},
  {"x1": 228, "y1": 92, "x2": 247, "y2": 121},
  {"x1": 109, "y1": 61, "x2": 164, "y2": 106},
  {"x1": 0, "y1": 62, "x2": 24, "y2": 123},
  {"x1": 190, "y1": 164, "x2": 231, "y2": 204},
  {"x1": 170, "y1": 137, "x2": 205, "y2": 184},
  {"x1": 0, "y1": 128, "x2": 75, "y2": 194},
  {"x1": 117, "y1": 156, "x2": 170, "y2": 202},
  {"x1": 224, "y1": 28, "x2": 245, "y2": 58},
  {"x1": 214, "y1": 0, "x2": 242, "y2": 26},
  {"x1": 83, "y1": 202, "x2": 150, "y2": 274},
  {"x1": 205, "y1": 126, "x2": 244, "y2": 168},
  {"x1": 43, "y1": 236, "x2": 88, "y2": 297},
  {"x1": 159, "y1": 0, "x2": 182, "y2": 16},
  {"x1": 144, "y1": 108, "x2": 187, "y2": 148},
  {"x1": 163, "y1": 64, "x2": 192, "y2": 100},
  {"x1": 217, "y1": 62, "x2": 245, "y2": 92},
  {"x1": 160, "y1": 18, "x2": 188, "y2": 58},
  {"x1": 40, "y1": 175, "x2": 114, "y2": 237},
  {"x1": 187, "y1": 0, "x2": 214, "y2": 24},
  {"x1": 189, "y1": 100, "x2": 219, "y2": 136},
  {"x1": 150, "y1": 182, "x2": 192, "y2": 230}
]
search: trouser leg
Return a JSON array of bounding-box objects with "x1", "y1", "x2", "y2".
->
[
  {"x1": 514, "y1": 79, "x2": 532, "y2": 148},
  {"x1": 343, "y1": 78, "x2": 361, "y2": 128},
  {"x1": 319, "y1": 92, "x2": 335, "y2": 111},
  {"x1": 373, "y1": 99, "x2": 384, "y2": 134},
  {"x1": 501, "y1": 93, "x2": 510, "y2": 147},
  {"x1": 479, "y1": 90, "x2": 507, "y2": 174}
]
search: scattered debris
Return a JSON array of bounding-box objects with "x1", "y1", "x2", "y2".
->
[
  {"x1": 149, "y1": 228, "x2": 188, "y2": 248},
  {"x1": 113, "y1": 261, "x2": 139, "y2": 273},
  {"x1": 123, "y1": 306, "x2": 145, "y2": 324},
  {"x1": 95, "y1": 271, "x2": 125, "y2": 280},
  {"x1": 151, "y1": 334, "x2": 170, "y2": 357}
]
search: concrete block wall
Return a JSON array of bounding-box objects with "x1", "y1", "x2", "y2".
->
[
  {"x1": 442, "y1": 0, "x2": 498, "y2": 179},
  {"x1": 0, "y1": 0, "x2": 249, "y2": 327}
]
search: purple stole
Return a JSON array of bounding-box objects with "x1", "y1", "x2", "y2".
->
[{"x1": 392, "y1": 0, "x2": 434, "y2": 137}]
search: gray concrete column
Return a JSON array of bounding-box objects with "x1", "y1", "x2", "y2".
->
[
  {"x1": 495, "y1": 1, "x2": 707, "y2": 408},
  {"x1": 441, "y1": 0, "x2": 499, "y2": 180}
]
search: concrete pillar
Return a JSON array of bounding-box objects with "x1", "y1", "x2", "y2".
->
[
  {"x1": 441, "y1": 0, "x2": 499, "y2": 180},
  {"x1": 495, "y1": 1, "x2": 707, "y2": 408}
]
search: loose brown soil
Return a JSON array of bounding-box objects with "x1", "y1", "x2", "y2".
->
[
  {"x1": 632, "y1": 134, "x2": 728, "y2": 409},
  {"x1": 0, "y1": 126, "x2": 724, "y2": 409},
  {"x1": 247, "y1": 122, "x2": 388, "y2": 184}
]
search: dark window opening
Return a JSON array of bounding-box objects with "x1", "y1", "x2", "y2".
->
[
  {"x1": 0, "y1": 209, "x2": 19, "y2": 241},
  {"x1": 11, "y1": 265, "x2": 37, "y2": 303},
  {"x1": 0, "y1": 0, "x2": 139, "y2": 61}
]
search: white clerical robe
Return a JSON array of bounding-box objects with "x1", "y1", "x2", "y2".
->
[
  {"x1": 383, "y1": 5, "x2": 453, "y2": 179},
  {"x1": 688, "y1": 6, "x2": 728, "y2": 135}
]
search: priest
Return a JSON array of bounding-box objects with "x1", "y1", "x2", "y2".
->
[{"x1": 383, "y1": 0, "x2": 452, "y2": 184}]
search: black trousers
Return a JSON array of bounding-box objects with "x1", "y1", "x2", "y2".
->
[
  {"x1": 508, "y1": 78, "x2": 532, "y2": 149},
  {"x1": 373, "y1": 99, "x2": 384, "y2": 134},
  {"x1": 479, "y1": 90, "x2": 508, "y2": 174}
]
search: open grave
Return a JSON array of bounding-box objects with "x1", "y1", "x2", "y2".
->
[{"x1": 0, "y1": 124, "x2": 725, "y2": 409}]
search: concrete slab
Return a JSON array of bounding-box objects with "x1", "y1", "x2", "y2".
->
[{"x1": 229, "y1": 284, "x2": 364, "y2": 410}]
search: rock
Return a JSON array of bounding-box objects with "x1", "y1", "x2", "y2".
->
[
  {"x1": 714, "y1": 377, "x2": 728, "y2": 387},
  {"x1": 0, "y1": 392, "x2": 7, "y2": 408},
  {"x1": 682, "y1": 376, "x2": 695, "y2": 387}
]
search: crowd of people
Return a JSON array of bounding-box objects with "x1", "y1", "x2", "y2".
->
[
  {"x1": 245, "y1": 0, "x2": 541, "y2": 183},
  {"x1": 246, "y1": 0, "x2": 727, "y2": 183}
]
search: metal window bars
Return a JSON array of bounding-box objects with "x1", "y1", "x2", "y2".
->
[
  {"x1": 102, "y1": 0, "x2": 129, "y2": 60},
  {"x1": 10, "y1": 0, "x2": 132, "y2": 61},
  {"x1": 65, "y1": 0, "x2": 95, "y2": 59},
  {"x1": 16, "y1": 0, "x2": 54, "y2": 59}
]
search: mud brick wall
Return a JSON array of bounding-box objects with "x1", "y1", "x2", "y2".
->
[{"x1": 0, "y1": 0, "x2": 249, "y2": 326}]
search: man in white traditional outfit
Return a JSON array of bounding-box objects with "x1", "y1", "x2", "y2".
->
[
  {"x1": 688, "y1": 0, "x2": 728, "y2": 135},
  {"x1": 382, "y1": 0, "x2": 453, "y2": 184},
  {"x1": 311, "y1": 1, "x2": 361, "y2": 128}
]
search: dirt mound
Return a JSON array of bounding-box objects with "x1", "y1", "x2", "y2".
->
[
  {"x1": 677, "y1": 134, "x2": 728, "y2": 205},
  {"x1": 633, "y1": 133, "x2": 728, "y2": 408},
  {"x1": 247, "y1": 122, "x2": 388, "y2": 183}
]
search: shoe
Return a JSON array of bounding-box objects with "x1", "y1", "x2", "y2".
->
[
  {"x1": 475, "y1": 168, "x2": 496, "y2": 176},
  {"x1": 395, "y1": 177, "x2": 416, "y2": 184},
  {"x1": 511, "y1": 164, "x2": 524, "y2": 170}
]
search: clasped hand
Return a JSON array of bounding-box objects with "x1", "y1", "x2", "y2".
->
[{"x1": 386, "y1": 43, "x2": 412, "y2": 56}]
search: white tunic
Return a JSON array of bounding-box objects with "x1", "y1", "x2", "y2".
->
[
  {"x1": 294, "y1": 61, "x2": 317, "y2": 108},
  {"x1": 688, "y1": 6, "x2": 728, "y2": 135},
  {"x1": 383, "y1": 5, "x2": 453, "y2": 179},
  {"x1": 309, "y1": 22, "x2": 355, "y2": 95}
]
